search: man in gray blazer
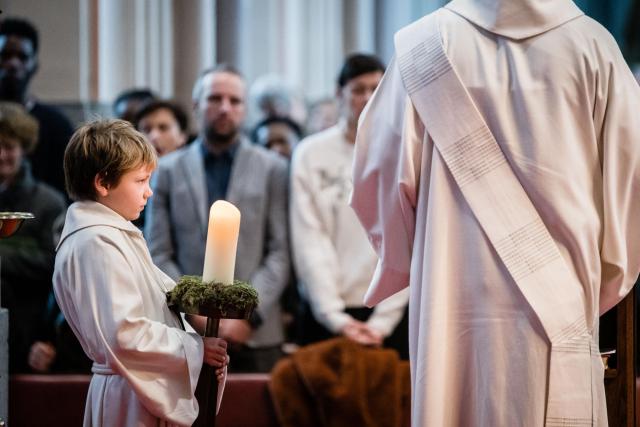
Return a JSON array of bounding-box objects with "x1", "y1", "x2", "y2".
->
[{"x1": 145, "y1": 64, "x2": 290, "y2": 372}]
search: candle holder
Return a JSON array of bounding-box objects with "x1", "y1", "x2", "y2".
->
[{"x1": 167, "y1": 275, "x2": 258, "y2": 427}]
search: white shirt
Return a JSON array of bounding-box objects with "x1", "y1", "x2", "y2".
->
[{"x1": 291, "y1": 124, "x2": 408, "y2": 335}]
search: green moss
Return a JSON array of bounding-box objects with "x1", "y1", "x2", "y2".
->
[{"x1": 167, "y1": 275, "x2": 259, "y2": 318}]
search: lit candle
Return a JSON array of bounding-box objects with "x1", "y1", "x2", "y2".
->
[{"x1": 202, "y1": 200, "x2": 241, "y2": 285}]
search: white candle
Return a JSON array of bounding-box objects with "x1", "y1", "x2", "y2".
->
[{"x1": 202, "y1": 200, "x2": 241, "y2": 285}]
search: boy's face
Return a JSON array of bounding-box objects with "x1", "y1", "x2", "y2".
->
[{"x1": 96, "y1": 164, "x2": 154, "y2": 221}]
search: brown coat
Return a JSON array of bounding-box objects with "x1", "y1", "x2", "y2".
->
[{"x1": 270, "y1": 338, "x2": 410, "y2": 427}]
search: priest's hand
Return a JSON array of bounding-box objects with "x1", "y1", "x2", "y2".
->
[
  {"x1": 28, "y1": 341, "x2": 57, "y2": 373},
  {"x1": 219, "y1": 319, "x2": 252, "y2": 345},
  {"x1": 341, "y1": 319, "x2": 384, "y2": 347},
  {"x1": 203, "y1": 337, "x2": 228, "y2": 368}
]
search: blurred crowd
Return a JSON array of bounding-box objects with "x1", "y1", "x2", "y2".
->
[{"x1": 0, "y1": 16, "x2": 410, "y2": 375}]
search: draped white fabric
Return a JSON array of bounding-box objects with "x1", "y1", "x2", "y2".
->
[
  {"x1": 351, "y1": 1, "x2": 640, "y2": 425},
  {"x1": 54, "y1": 202, "x2": 226, "y2": 426}
]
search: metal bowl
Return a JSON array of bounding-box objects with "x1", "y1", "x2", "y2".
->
[{"x1": 0, "y1": 212, "x2": 34, "y2": 238}]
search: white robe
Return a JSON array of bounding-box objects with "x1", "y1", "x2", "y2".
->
[
  {"x1": 351, "y1": 1, "x2": 640, "y2": 426},
  {"x1": 54, "y1": 201, "x2": 225, "y2": 427}
]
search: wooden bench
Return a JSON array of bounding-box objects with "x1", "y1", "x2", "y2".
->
[
  {"x1": 10, "y1": 310, "x2": 638, "y2": 427},
  {"x1": 603, "y1": 290, "x2": 636, "y2": 426},
  {"x1": 9, "y1": 373, "x2": 278, "y2": 427}
]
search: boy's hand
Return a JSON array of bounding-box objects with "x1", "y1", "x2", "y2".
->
[
  {"x1": 215, "y1": 364, "x2": 227, "y2": 383},
  {"x1": 203, "y1": 337, "x2": 228, "y2": 368}
]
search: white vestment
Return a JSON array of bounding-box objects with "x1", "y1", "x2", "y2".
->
[
  {"x1": 54, "y1": 201, "x2": 225, "y2": 427},
  {"x1": 350, "y1": 1, "x2": 640, "y2": 426}
]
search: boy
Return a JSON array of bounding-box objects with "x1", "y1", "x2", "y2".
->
[{"x1": 54, "y1": 119, "x2": 227, "y2": 426}]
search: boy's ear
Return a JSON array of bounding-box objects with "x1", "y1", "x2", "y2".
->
[{"x1": 93, "y1": 174, "x2": 110, "y2": 198}]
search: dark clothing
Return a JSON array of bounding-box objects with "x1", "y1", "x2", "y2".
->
[
  {"x1": 36, "y1": 293, "x2": 92, "y2": 373},
  {"x1": 0, "y1": 161, "x2": 66, "y2": 372},
  {"x1": 27, "y1": 102, "x2": 75, "y2": 196},
  {"x1": 297, "y1": 301, "x2": 410, "y2": 360},
  {"x1": 226, "y1": 344, "x2": 284, "y2": 373},
  {"x1": 270, "y1": 338, "x2": 410, "y2": 427},
  {"x1": 201, "y1": 142, "x2": 238, "y2": 207}
]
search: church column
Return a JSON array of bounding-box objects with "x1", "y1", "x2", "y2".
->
[
  {"x1": 299, "y1": 0, "x2": 345, "y2": 100},
  {"x1": 95, "y1": 0, "x2": 174, "y2": 106},
  {"x1": 172, "y1": 0, "x2": 216, "y2": 121},
  {"x1": 343, "y1": 0, "x2": 376, "y2": 55},
  {"x1": 215, "y1": 0, "x2": 241, "y2": 67}
]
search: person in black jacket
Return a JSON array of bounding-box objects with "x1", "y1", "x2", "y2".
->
[
  {"x1": 0, "y1": 102, "x2": 67, "y2": 372},
  {"x1": 0, "y1": 17, "x2": 74, "y2": 195}
]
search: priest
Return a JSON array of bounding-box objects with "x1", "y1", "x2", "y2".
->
[{"x1": 350, "y1": 1, "x2": 640, "y2": 426}]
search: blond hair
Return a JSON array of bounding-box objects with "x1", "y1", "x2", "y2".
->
[
  {"x1": 64, "y1": 119, "x2": 157, "y2": 201},
  {"x1": 0, "y1": 102, "x2": 39, "y2": 153}
]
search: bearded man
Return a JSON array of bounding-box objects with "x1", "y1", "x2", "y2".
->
[{"x1": 145, "y1": 64, "x2": 290, "y2": 373}]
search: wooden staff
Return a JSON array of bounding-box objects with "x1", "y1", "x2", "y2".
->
[{"x1": 193, "y1": 317, "x2": 220, "y2": 427}]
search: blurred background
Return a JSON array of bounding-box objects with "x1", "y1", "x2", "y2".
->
[{"x1": 0, "y1": 0, "x2": 638, "y2": 130}]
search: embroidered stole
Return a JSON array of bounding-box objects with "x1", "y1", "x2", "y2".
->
[{"x1": 394, "y1": 10, "x2": 601, "y2": 426}]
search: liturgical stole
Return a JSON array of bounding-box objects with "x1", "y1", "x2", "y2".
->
[{"x1": 394, "y1": 10, "x2": 601, "y2": 426}]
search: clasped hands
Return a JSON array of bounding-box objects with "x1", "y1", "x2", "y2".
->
[{"x1": 341, "y1": 319, "x2": 384, "y2": 346}]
